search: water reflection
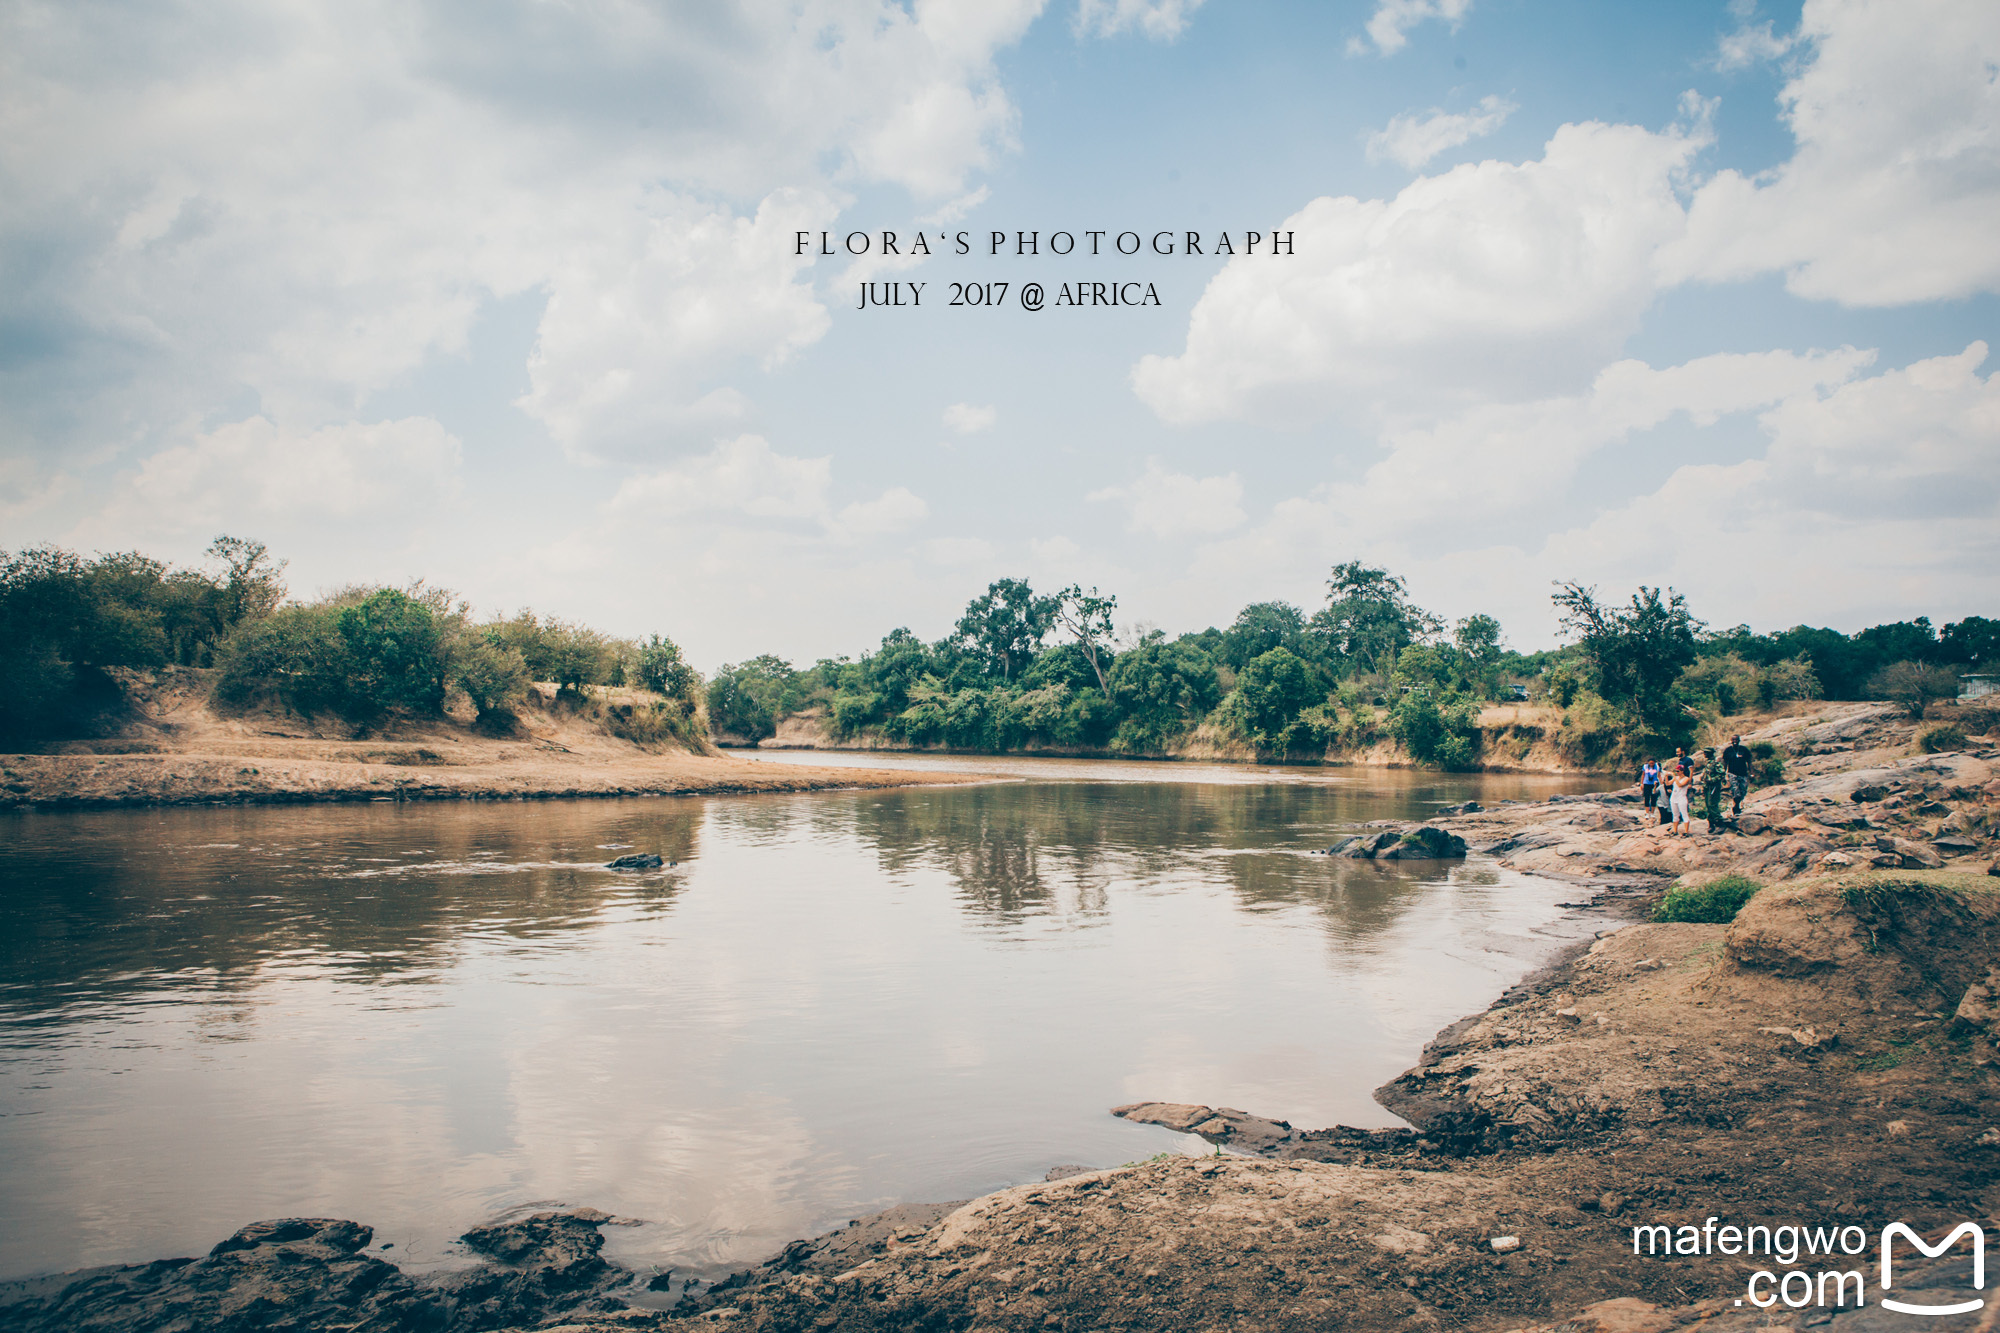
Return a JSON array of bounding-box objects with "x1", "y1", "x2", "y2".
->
[
  {"x1": 0, "y1": 804, "x2": 701, "y2": 1015},
  {"x1": 0, "y1": 765, "x2": 1599, "y2": 1286}
]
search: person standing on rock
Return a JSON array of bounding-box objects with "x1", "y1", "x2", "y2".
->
[
  {"x1": 1701, "y1": 747, "x2": 1726, "y2": 833},
  {"x1": 1641, "y1": 759, "x2": 1661, "y2": 820},
  {"x1": 1668, "y1": 763, "x2": 1694, "y2": 836},
  {"x1": 1721, "y1": 734, "x2": 1753, "y2": 818}
]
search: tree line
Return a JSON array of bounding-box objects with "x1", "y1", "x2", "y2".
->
[
  {"x1": 5, "y1": 538, "x2": 1989, "y2": 765},
  {"x1": 0, "y1": 539, "x2": 700, "y2": 745},
  {"x1": 708, "y1": 567, "x2": 1996, "y2": 767}
]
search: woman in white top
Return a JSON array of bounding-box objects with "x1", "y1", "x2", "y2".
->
[{"x1": 1669, "y1": 765, "x2": 1693, "y2": 836}]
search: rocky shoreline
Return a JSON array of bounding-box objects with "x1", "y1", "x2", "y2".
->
[{"x1": 5, "y1": 702, "x2": 1997, "y2": 1332}]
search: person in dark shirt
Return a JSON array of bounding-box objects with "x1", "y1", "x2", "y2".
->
[{"x1": 1720, "y1": 735, "x2": 1753, "y2": 817}]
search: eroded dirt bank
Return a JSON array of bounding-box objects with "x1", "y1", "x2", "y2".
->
[{"x1": 0, "y1": 672, "x2": 980, "y2": 809}]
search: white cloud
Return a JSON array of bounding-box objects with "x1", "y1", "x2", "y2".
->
[
  {"x1": 1303, "y1": 346, "x2": 1874, "y2": 541},
  {"x1": 1349, "y1": 0, "x2": 1474, "y2": 56},
  {"x1": 834, "y1": 487, "x2": 930, "y2": 538},
  {"x1": 1713, "y1": 18, "x2": 1794, "y2": 71},
  {"x1": 1134, "y1": 116, "x2": 1710, "y2": 425},
  {"x1": 1366, "y1": 96, "x2": 1517, "y2": 169},
  {"x1": 942, "y1": 402, "x2": 999, "y2": 434},
  {"x1": 1075, "y1": 0, "x2": 1205, "y2": 41},
  {"x1": 73, "y1": 416, "x2": 463, "y2": 545},
  {"x1": 923, "y1": 536, "x2": 998, "y2": 566},
  {"x1": 0, "y1": 0, "x2": 1050, "y2": 465},
  {"x1": 1176, "y1": 342, "x2": 2000, "y2": 645},
  {"x1": 1089, "y1": 459, "x2": 1246, "y2": 538},
  {"x1": 609, "y1": 436, "x2": 832, "y2": 521},
  {"x1": 1669, "y1": 0, "x2": 2000, "y2": 304},
  {"x1": 1542, "y1": 342, "x2": 2000, "y2": 625}
]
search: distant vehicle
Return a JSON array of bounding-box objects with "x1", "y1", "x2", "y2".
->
[
  {"x1": 1506, "y1": 683, "x2": 1530, "y2": 701},
  {"x1": 1962, "y1": 674, "x2": 1997, "y2": 701}
]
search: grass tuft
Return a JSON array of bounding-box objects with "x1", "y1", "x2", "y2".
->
[{"x1": 1651, "y1": 873, "x2": 1762, "y2": 924}]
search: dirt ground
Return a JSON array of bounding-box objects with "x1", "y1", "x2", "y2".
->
[{"x1": 0, "y1": 669, "x2": 981, "y2": 808}]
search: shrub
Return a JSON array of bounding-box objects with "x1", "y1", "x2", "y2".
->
[
  {"x1": 1748, "y1": 739, "x2": 1785, "y2": 785},
  {"x1": 1868, "y1": 660, "x2": 1959, "y2": 719},
  {"x1": 215, "y1": 603, "x2": 352, "y2": 714},
  {"x1": 1918, "y1": 722, "x2": 1968, "y2": 753},
  {"x1": 1651, "y1": 873, "x2": 1762, "y2": 924},
  {"x1": 1390, "y1": 689, "x2": 1482, "y2": 769}
]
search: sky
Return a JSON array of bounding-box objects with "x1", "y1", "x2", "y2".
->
[{"x1": 2, "y1": 0, "x2": 1997, "y2": 670}]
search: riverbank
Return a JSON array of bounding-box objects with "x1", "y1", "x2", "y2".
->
[
  {"x1": 4, "y1": 730, "x2": 1996, "y2": 1332},
  {"x1": 0, "y1": 671, "x2": 982, "y2": 808}
]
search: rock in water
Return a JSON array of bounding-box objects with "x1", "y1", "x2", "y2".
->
[
  {"x1": 605, "y1": 853, "x2": 665, "y2": 870},
  {"x1": 0, "y1": 1210, "x2": 639, "y2": 1333},
  {"x1": 0, "y1": 1218, "x2": 443, "y2": 1332},
  {"x1": 1379, "y1": 826, "x2": 1468, "y2": 860}
]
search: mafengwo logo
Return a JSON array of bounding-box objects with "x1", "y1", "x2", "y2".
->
[
  {"x1": 1630, "y1": 1217, "x2": 1986, "y2": 1313},
  {"x1": 1879, "y1": 1223, "x2": 1984, "y2": 1317}
]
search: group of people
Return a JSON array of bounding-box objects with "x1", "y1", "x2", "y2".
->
[{"x1": 1640, "y1": 735, "x2": 1754, "y2": 836}]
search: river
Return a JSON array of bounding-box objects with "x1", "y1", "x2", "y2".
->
[{"x1": 0, "y1": 757, "x2": 1601, "y2": 1288}]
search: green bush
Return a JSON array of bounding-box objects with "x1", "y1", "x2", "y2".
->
[
  {"x1": 1918, "y1": 722, "x2": 1968, "y2": 753},
  {"x1": 1748, "y1": 738, "x2": 1785, "y2": 785},
  {"x1": 1390, "y1": 689, "x2": 1482, "y2": 769},
  {"x1": 1651, "y1": 874, "x2": 1762, "y2": 924}
]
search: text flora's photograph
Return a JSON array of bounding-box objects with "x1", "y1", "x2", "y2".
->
[{"x1": 2, "y1": 0, "x2": 1998, "y2": 1329}]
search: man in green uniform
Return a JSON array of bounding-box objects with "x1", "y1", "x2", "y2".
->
[{"x1": 1701, "y1": 746, "x2": 1727, "y2": 833}]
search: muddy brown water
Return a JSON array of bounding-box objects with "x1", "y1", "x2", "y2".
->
[{"x1": 0, "y1": 758, "x2": 1601, "y2": 1286}]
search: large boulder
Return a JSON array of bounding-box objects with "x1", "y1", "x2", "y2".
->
[{"x1": 1380, "y1": 825, "x2": 1469, "y2": 860}]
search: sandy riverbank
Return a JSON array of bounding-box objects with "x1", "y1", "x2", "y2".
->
[{"x1": 0, "y1": 671, "x2": 983, "y2": 809}]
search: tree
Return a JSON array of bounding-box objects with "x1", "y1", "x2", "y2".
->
[
  {"x1": 1453, "y1": 613, "x2": 1504, "y2": 695},
  {"x1": 1942, "y1": 616, "x2": 2000, "y2": 669},
  {"x1": 1051, "y1": 585, "x2": 1118, "y2": 692},
  {"x1": 337, "y1": 588, "x2": 449, "y2": 714},
  {"x1": 1232, "y1": 647, "x2": 1323, "y2": 744},
  {"x1": 1867, "y1": 660, "x2": 1959, "y2": 719},
  {"x1": 634, "y1": 634, "x2": 697, "y2": 700},
  {"x1": 1109, "y1": 638, "x2": 1222, "y2": 746},
  {"x1": 707, "y1": 655, "x2": 798, "y2": 741},
  {"x1": 1220, "y1": 601, "x2": 1308, "y2": 670},
  {"x1": 954, "y1": 578, "x2": 1058, "y2": 682},
  {"x1": 207, "y1": 535, "x2": 287, "y2": 630},
  {"x1": 1552, "y1": 582, "x2": 1703, "y2": 739},
  {"x1": 1309, "y1": 562, "x2": 1440, "y2": 678}
]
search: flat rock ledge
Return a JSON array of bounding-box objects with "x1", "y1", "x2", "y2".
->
[{"x1": 0, "y1": 1209, "x2": 650, "y2": 1333}]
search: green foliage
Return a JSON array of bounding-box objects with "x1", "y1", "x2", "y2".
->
[
  {"x1": 336, "y1": 589, "x2": 450, "y2": 714},
  {"x1": 1553, "y1": 582, "x2": 1702, "y2": 743},
  {"x1": 1229, "y1": 646, "x2": 1324, "y2": 750},
  {"x1": 215, "y1": 603, "x2": 360, "y2": 715},
  {"x1": 1918, "y1": 722, "x2": 1969, "y2": 753},
  {"x1": 1651, "y1": 874, "x2": 1762, "y2": 924},
  {"x1": 1389, "y1": 689, "x2": 1483, "y2": 769},
  {"x1": 634, "y1": 634, "x2": 697, "y2": 699},
  {"x1": 1747, "y1": 739, "x2": 1785, "y2": 785},
  {"x1": 1109, "y1": 638, "x2": 1224, "y2": 750},
  {"x1": 707, "y1": 655, "x2": 800, "y2": 741},
  {"x1": 954, "y1": 578, "x2": 1058, "y2": 683},
  {"x1": 1219, "y1": 601, "x2": 1310, "y2": 670},
  {"x1": 1, "y1": 537, "x2": 289, "y2": 742},
  {"x1": 1308, "y1": 561, "x2": 1439, "y2": 678}
]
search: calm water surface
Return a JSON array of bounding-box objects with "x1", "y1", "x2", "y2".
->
[{"x1": 0, "y1": 760, "x2": 1600, "y2": 1284}]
